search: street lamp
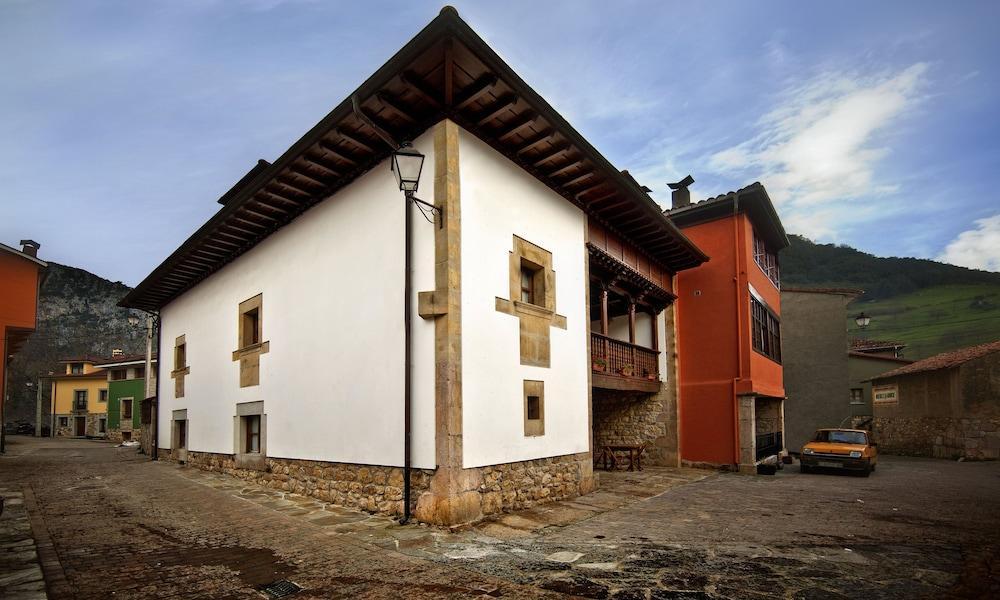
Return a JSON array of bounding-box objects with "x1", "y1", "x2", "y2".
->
[
  {"x1": 854, "y1": 312, "x2": 871, "y2": 329},
  {"x1": 391, "y1": 141, "x2": 425, "y2": 196}
]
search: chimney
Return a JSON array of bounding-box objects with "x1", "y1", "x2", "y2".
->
[
  {"x1": 19, "y1": 239, "x2": 40, "y2": 257},
  {"x1": 112, "y1": 348, "x2": 124, "y2": 358},
  {"x1": 667, "y1": 175, "x2": 695, "y2": 210}
]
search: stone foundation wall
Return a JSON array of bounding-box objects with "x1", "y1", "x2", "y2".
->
[
  {"x1": 172, "y1": 451, "x2": 434, "y2": 517},
  {"x1": 55, "y1": 414, "x2": 105, "y2": 437},
  {"x1": 874, "y1": 416, "x2": 1000, "y2": 460},
  {"x1": 476, "y1": 452, "x2": 592, "y2": 516},
  {"x1": 107, "y1": 428, "x2": 142, "y2": 443},
  {"x1": 592, "y1": 390, "x2": 669, "y2": 464}
]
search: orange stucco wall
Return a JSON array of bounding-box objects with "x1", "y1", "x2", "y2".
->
[
  {"x1": 675, "y1": 213, "x2": 784, "y2": 465},
  {"x1": 1, "y1": 250, "x2": 43, "y2": 417}
]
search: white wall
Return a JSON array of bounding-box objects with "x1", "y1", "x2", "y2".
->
[
  {"x1": 158, "y1": 130, "x2": 437, "y2": 469},
  {"x1": 458, "y1": 128, "x2": 590, "y2": 468}
]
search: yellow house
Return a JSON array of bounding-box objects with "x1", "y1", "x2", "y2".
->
[{"x1": 50, "y1": 358, "x2": 108, "y2": 437}]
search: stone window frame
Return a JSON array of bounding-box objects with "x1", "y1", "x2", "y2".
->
[
  {"x1": 171, "y1": 334, "x2": 190, "y2": 398},
  {"x1": 523, "y1": 380, "x2": 545, "y2": 437},
  {"x1": 234, "y1": 401, "x2": 267, "y2": 470},
  {"x1": 232, "y1": 294, "x2": 270, "y2": 388},
  {"x1": 495, "y1": 236, "x2": 567, "y2": 368}
]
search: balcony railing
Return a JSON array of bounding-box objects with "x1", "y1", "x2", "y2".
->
[
  {"x1": 756, "y1": 431, "x2": 783, "y2": 461},
  {"x1": 591, "y1": 332, "x2": 659, "y2": 381}
]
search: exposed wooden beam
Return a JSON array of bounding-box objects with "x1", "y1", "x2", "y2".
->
[
  {"x1": 182, "y1": 255, "x2": 216, "y2": 267},
  {"x1": 515, "y1": 129, "x2": 555, "y2": 154},
  {"x1": 286, "y1": 170, "x2": 327, "y2": 190},
  {"x1": 337, "y1": 127, "x2": 376, "y2": 154},
  {"x1": 300, "y1": 156, "x2": 341, "y2": 179},
  {"x1": 496, "y1": 113, "x2": 537, "y2": 141},
  {"x1": 194, "y1": 247, "x2": 228, "y2": 259},
  {"x1": 273, "y1": 178, "x2": 314, "y2": 198},
  {"x1": 376, "y1": 91, "x2": 417, "y2": 123},
  {"x1": 573, "y1": 181, "x2": 606, "y2": 199},
  {"x1": 241, "y1": 206, "x2": 279, "y2": 222},
  {"x1": 444, "y1": 38, "x2": 454, "y2": 106},
  {"x1": 531, "y1": 144, "x2": 569, "y2": 167},
  {"x1": 401, "y1": 70, "x2": 442, "y2": 108},
  {"x1": 231, "y1": 216, "x2": 267, "y2": 231},
  {"x1": 318, "y1": 140, "x2": 360, "y2": 166},
  {"x1": 222, "y1": 223, "x2": 260, "y2": 237},
  {"x1": 250, "y1": 198, "x2": 290, "y2": 215},
  {"x1": 562, "y1": 171, "x2": 594, "y2": 187},
  {"x1": 214, "y1": 230, "x2": 247, "y2": 244},
  {"x1": 258, "y1": 190, "x2": 300, "y2": 208},
  {"x1": 547, "y1": 158, "x2": 583, "y2": 178},
  {"x1": 453, "y1": 73, "x2": 498, "y2": 111},
  {"x1": 205, "y1": 237, "x2": 240, "y2": 249},
  {"x1": 475, "y1": 94, "x2": 518, "y2": 126}
]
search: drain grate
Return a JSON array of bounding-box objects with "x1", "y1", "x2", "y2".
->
[{"x1": 260, "y1": 580, "x2": 302, "y2": 598}]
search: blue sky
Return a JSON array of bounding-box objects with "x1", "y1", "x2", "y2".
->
[{"x1": 2, "y1": 0, "x2": 998, "y2": 285}]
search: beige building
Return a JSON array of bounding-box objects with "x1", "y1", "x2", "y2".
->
[{"x1": 50, "y1": 358, "x2": 108, "y2": 437}]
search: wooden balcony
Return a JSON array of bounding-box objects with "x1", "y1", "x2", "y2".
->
[{"x1": 591, "y1": 332, "x2": 661, "y2": 393}]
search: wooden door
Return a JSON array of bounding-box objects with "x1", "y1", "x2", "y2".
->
[{"x1": 75, "y1": 417, "x2": 86, "y2": 436}]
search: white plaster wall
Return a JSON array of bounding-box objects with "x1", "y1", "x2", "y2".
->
[
  {"x1": 157, "y1": 130, "x2": 437, "y2": 469},
  {"x1": 591, "y1": 313, "x2": 653, "y2": 348},
  {"x1": 458, "y1": 128, "x2": 590, "y2": 468}
]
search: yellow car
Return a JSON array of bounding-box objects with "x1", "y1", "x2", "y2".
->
[{"x1": 800, "y1": 429, "x2": 877, "y2": 476}]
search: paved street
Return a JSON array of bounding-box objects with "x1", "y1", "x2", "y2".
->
[{"x1": 2, "y1": 436, "x2": 998, "y2": 599}]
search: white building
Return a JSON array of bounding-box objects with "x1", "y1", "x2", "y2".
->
[{"x1": 122, "y1": 7, "x2": 706, "y2": 525}]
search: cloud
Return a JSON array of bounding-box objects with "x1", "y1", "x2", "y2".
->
[
  {"x1": 707, "y1": 62, "x2": 928, "y2": 240},
  {"x1": 937, "y1": 214, "x2": 1000, "y2": 272}
]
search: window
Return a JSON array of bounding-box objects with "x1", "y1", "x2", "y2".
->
[
  {"x1": 753, "y1": 231, "x2": 780, "y2": 288},
  {"x1": 70, "y1": 363, "x2": 83, "y2": 374},
  {"x1": 175, "y1": 343, "x2": 186, "y2": 370},
  {"x1": 59, "y1": 417, "x2": 68, "y2": 427},
  {"x1": 523, "y1": 380, "x2": 544, "y2": 436},
  {"x1": 122, "y1": 431, "x2": 132, "y2": 441},
  {"x1": 850, "y1": 388, "x2": 864, "y2": 405},
  {"x1": 135, "y1": 366, "x2": 145, "y2": 380},
  {"x1": 235, "y1": 295, "x2": 268, "y2": 388},
  {"x1": 750, "y1": 295, "x2": 781, "y2": 363},
  {"x1": 519, "y1": 260, "x2": 543, "y2": 306},
  {"x1": 173, "y1": 335, "x2": 189, "y2": 398},
  {"x1": 74, "y1": 390, "x2": 88, "y2": 411},
  {"x1": 122, "y1": 398, "x2": 133, "y2": 420},
  {"x1": 111, "y1": 369, "x2": 126, "y2": 381},
  {"x1": 176, "y1": 420, "x2": 187, "y2": 449},
  {"x1": 99, "y1": 389, "x2": 108, "y2": 403},
  {"x1": 244, "y1": 415, "x2": 261, "y2": 453}
]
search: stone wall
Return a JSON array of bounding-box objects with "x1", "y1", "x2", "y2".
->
[
  {"x1": 874, "y1": 416, "x2": 1000, "y2": 460},
  {"x1": 592, "y1": 390, "x2": 668, "y2": 464},
  {"x1": 54, "y1": 414, "x2": 105, "y2": 437},
  {"x1": 107, "y1": 428, "x2": 142, "y2": 443},
  {"x1": 172, "y1": 451, "x2": 434, "y2": 517},
  {"x1": 476, "y1": 452, "x2": 591, "y2": 516}
]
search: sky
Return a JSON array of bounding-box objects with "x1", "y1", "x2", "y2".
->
[{"x1": 2, "y1": 0, "x2": 999, "y2": 285}]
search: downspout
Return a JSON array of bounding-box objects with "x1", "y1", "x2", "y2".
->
[
  {"x1": 732, "y1": 195, "x2": 744, "y2": 468},
  {"x1": 143, "y1": 309, "x2": 161, "y2": 460}
]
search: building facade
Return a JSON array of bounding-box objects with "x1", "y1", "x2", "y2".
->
[
  {"x1": 780, "y1": 288, "x2": 861, "y2": 452},
  {"x1": 0, "y1": 240, "x2": 46, "y2": 450},
  {"x1": 869, "y1": 340, "x2": 1000, "y2": 460},
  {"x1": 121, "y1": 8, "x2": 707, "y2": 525},
  {"x1": 667, "y1": 182, "x2": 789, "y2": 472},
  {"x1": 847, "y1": 350, "x2": 911, "y2": 418},
  {"x1": 96, "y1": 355, "x2": 156, "y2": 443},
  {"x1": 50, "y1": 358, "x2": 108, "y2": 437}
]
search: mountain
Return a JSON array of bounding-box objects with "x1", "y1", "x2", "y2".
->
[
  {"x1": 4, "y1": 263, "x2": 147, "y2": 426},
  {"x1": 781, "y1": 235, "x2": 1000, "y2": 359}
]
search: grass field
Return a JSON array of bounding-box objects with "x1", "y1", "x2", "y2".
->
[{"x1": 846, "y1": 284, "x2": 1000, "y2": 360}]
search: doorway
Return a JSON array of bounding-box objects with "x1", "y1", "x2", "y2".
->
[{"x1": 74, "y1": 416, "x2": 86, "y2": 437}]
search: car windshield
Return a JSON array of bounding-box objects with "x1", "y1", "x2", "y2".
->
[{"x1": 814, "y1": 430, "x2": 867, "y2": 445}]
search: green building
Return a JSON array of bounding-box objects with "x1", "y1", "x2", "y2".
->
[{"x1": 97, "y1": 354, "x2": 156, "y2": 443}]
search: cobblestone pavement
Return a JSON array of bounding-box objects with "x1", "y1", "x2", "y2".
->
[
  {"x1": 1, "y1": 488, "x2": 47, "y2": 599},
  {"x1": 0, "y1": 436, "x2": 559, "y2": 599},
  {"x1": 3, "y1": 436, "x2": 999, "y2": 599}
]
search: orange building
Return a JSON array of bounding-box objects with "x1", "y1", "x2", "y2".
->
[
  {"x1": 1, "y1": 240, "x2": 47, "y2": 451},
  {"x1": 666, "y1": 182, "x2": 789, "y2": 472}
]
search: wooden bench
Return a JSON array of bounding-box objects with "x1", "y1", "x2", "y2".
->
[{"x1": 596, "y1": 444, "x2": 646, "y2": 471}]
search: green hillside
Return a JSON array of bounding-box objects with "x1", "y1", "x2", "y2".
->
[
  {"x1": 782, "y1": 235, "x2": 1000, "y2": 360},
  {"x1": 846, "y1": 284, "x2": 1000, "y2": 360}
]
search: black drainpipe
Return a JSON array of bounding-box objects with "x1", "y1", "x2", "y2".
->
[
  {"x1": 402, "y1": 191, "x2": 413, "y2": 523},
  {"x1": 144, "y1": 309, "x2": 161, "y2": 461}
]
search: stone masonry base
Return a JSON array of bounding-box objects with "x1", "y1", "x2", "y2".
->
[
  {"x1": 167, "y1": 450, "x2": 593, "y2": 524},
  {"x1": 874, "y1": 416, "x2": 1000, "y2": 460}
]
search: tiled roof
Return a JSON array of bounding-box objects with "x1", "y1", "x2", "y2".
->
[
  {"x1": 851, "y1": 339, "x2": 906, "y2": 351},
  {"x1": 871, "y1": 340, "x2": 1000, "y2": 380},
  {"x1": 847, "y1": 351, "x2": 912, "y2": 364},
  {"x1": 95, "y1": 354, "x2": 158, "y2": 366},
  {"x1": 665, "y1": 182, "x2": 789, "y2": 250}
]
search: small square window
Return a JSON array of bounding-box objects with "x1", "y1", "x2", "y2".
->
[
  {"x1": 523, "y1": 380, "x2": 544, "y2": 436},
  {"x1": 243, "y1": 415, "x2": 261, "y2": 454},
  {"x1": 850, "y1": 388, "x2": 864, "y2": 405},
  {"x1": 99, "y1": 389, "x2": 108, "y2": 403},
  {"x1": 59, "y1": 417, "x2": 68, "y2": 427}
]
